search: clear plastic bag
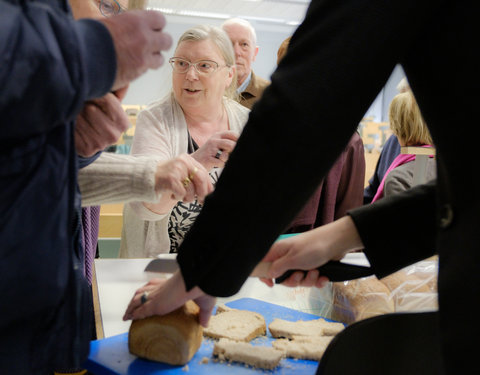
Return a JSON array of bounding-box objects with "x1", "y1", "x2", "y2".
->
[
  {"x1": 306, "y1": 258, "x2": 438, "y2": 325},
  {"x1": 384, "y1": 258, "x2": 438, "y2": 313}
]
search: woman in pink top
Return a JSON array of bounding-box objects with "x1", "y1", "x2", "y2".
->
[{"x1": 372, "y1": 91, "x2": 435, "y2": 202}]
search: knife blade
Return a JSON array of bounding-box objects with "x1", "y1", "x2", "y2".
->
[
  {"x1": 271, "y1": 261, "x2": 373, "y2": 283},
  {"x1": 144, "y1": 255, "x2": 373, "y2": 283}
]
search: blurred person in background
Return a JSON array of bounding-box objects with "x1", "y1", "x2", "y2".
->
[
  {"x1": 363, "y1": 78, "x2": 410, "y2": 203},
  {"x1": 276, "y1": 36, "x2": 365, "y2": 233},
  {"x1": 221, "y1": 18, "x2": 270, "y2": 109},
  {"x1": 371, "y1": 90, "x2": 435, "y2": 202}
]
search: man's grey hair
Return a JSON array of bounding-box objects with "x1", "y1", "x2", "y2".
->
[{"x1": 221, "y1": 18, "x2": 257, "y2": 45}]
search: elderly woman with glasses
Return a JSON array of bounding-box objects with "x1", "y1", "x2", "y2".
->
[{"x1": 120, "y1": 25, "x2": 250, "y2": 257}]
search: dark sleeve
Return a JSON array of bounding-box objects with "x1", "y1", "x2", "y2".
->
[
  {"x1": 177, "y1": 0, "x2": 434, "y2": 297},
  {"x1": 364, "y1": 135, "x2": 401, "y2": 203},
  {"x1": 78, "y1": 152, "x2": 102, "y2": 169},
  {"x1": 334, "y1": 132, "x2": 366, "y2": 219},
  {"x1": 349, "y1": 181, "x2": 437, "y2": 278},
  {"x1": 0, "y1": 1, "x2": 116, "y2": 140}
]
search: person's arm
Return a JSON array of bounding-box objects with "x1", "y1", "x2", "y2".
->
[
  {"x1": 1, "y1": 3, "x2": 171, "y2": 140},
  {"x1": 123, "y1": 0, "x2": 437, "y2": 323},
  {"x1": 123, "y1": 181, "x2": 437, "y2": 323},
  {"x1": 79, "y1": 152, "x2": 213, "y2": 207},
  {"x1": 127, "y1": 106, "x2": 179, "y2": 219},
  {"x1": 0, "y1": 2, "x2": 116, "y2": 139},
  {"x1": 350, "y1": 181, "x2": 437, "y2": 277},
  {"x1": 262, "y1": 215, "x2": 364, "y2": 288},
  {"x1": 176, "y1": 0, "x2": 435, "y2": 298},
  {"x1": 79, "y1": 153, "x2": 159, "y2": 206},
  {"x1": 259, "y1": 181, "x2": 436, "y2": 288},
  {"x1": 75, "y1": 89, "x2": 131, "y2": 158}
]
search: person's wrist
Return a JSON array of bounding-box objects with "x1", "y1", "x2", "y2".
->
[{"x1": 327, "y1": 216, "x2": 364, "y2": 260}]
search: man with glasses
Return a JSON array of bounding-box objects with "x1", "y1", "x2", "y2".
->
[{"x1": 0, "y1": 1, "x2": 172, "y2": 374}]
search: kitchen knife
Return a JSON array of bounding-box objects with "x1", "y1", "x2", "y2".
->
[
  {"x1": 271, "y1": 261, "x2": 373, "y2": 283},
  {"x1": 144, "y1": 255, "x2": 373, "y2": 283}
]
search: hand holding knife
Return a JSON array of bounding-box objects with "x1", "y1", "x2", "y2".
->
[{"x1": 144, "y1": 255, "x2": 373, "y2": 283}]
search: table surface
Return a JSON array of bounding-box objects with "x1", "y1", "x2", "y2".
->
[
  {"x1": 93, "y1": 253, "x2": 369, "y2": 338},
  {"x1": 86, "y1": 298, "x2": 332, "y2": 375}
]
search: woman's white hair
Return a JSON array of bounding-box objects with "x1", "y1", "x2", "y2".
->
[{"x1": 176, "y1": 24, "x2": 238, "y2": 99}]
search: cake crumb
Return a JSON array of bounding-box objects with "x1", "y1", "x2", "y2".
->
[
  {"x1": 181, "y1": 364, "x2": 189, "y2": 371},
  {"x1": 200, "y1": 357, "x2": 209, "y2": 364}
]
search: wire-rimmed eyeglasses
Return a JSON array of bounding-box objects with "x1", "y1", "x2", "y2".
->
[
  {"x1": 99, "y1": 0, "x2": 125, "y2": 17},
  {"x1": 169, "y1": 57, "x2": 229, "y2": 75}
]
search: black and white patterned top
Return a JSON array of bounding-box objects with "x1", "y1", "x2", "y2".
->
[{"x1": 168, "y1": 133, "x2": 220, "y2": 253}]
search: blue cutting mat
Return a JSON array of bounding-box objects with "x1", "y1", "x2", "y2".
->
[{"x1": 85, "y1": 298, "x2": 338, "y2": 374}]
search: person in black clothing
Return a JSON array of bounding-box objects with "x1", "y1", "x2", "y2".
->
[{"x1": 124, "y1": 1, "x2": 480, "y2": 373}]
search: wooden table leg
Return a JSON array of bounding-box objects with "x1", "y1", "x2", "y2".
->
[{"x1": 92, "y1": 261, "x2": 105, "y2": 340}]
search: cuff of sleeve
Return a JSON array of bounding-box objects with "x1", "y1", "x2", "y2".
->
[
  {"x1": 131, "y1": 156, "x2": 160, "y2": 203},
  {"x1": 348, "y1": 182, "x2": 437, "y2": 278},
  {"x1": 79, "y1": 153, "x2": 160, "y2": 206},
  {"x1": 78, "y1": 151, "x2": 101, "y2": 169}
]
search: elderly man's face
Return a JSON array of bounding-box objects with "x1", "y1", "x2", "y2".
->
[
  {"x1": 69, "y1": 0, "x2": 128, "y2": 19},
  {"x1": 222, "y1": 23, "x2": 258, "y2": 86}
]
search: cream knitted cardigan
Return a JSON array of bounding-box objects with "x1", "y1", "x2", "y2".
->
[
  {"x1": 119, "y1": 94, "x2": 250, "y2": 258},
  {"x1": 78, "y1": 152, "x2": 160, "y2": 207}
]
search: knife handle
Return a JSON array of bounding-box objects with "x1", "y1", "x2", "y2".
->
[{"x1": 274, "y1": 261, "x2": 373, "y2": 284}]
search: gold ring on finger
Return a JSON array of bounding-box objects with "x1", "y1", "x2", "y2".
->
[
  {"x1": 182, "y1": 176, "x2": 191, "y2": 187},
  {"x1": 189, "y1": 167, "x2": 199, "y2": 180}
]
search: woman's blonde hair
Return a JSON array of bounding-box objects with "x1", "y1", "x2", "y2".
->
[
  {"x1": 176, "y1": 25, "x2": 238, "y2": 100},
  {"x1": 389, "y1": 91, "x2": 432, "y2": 146}
]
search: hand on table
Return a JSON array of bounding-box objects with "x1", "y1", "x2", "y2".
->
[
  {"x1": 123, "y1": 271, "x2": 216, "y2": 327},
  {"x1": 75, "y1": 87, "x2": 129, "y2": 157},
  {"x1": 260, "y1": 216, "x2": 365, "y2": 288},
  {"x1": 192, "y1": 130, "x2": 239, "y2": 171}
]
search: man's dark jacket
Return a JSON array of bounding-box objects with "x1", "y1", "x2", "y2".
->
[{"x1": 0, "y1": 1, "x2": 115, "y2": 373}]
